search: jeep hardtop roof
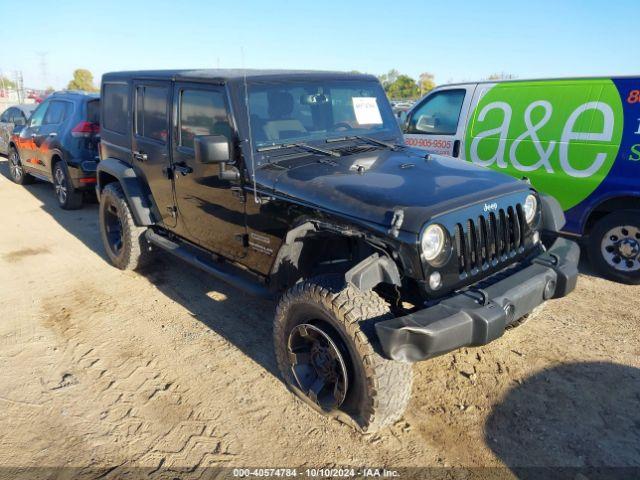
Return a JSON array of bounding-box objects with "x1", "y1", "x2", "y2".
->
[{"x1": 102, "y1": 69, "x2": 378, "y2": 84}]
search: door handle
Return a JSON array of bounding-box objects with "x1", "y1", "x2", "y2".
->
[
  {"x1": 48, "y1": 132, "x2": 57, "y2": 137},
  {"x1": 30, "y1": 133, "x2": 36, "y2": 138},
  {"x1": 133, "y1": 151, "x2": 148, "y2": 162}
]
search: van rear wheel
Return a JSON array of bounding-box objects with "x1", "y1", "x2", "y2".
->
[{"x1": 588, "y1": 211, "x2": 640, "y2": 285}]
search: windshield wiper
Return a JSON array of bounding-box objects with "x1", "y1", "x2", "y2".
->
[
  {"x1": 257, "y1": 142, "x2": 340, "y2": 157},
  {"x1": 326, "y1": 135, "x2": 405, "y2": 151}
]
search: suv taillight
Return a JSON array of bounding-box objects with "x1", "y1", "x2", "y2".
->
[{"x1": 71, "y1": 121, "x2": 100, "y2": 138}]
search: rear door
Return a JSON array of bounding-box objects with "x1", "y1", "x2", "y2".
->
[
  {"x1": 131, "y1": 81, "x2": 176, "y2": 227},
  {"x1": 35, "y1": 99, "x2": 72, "y2": 176},
  {"x1": 403, "y1": 85, "x2": 476, "y2": 158}
]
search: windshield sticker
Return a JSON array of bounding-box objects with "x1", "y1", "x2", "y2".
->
[{"x1": 353, "y1": 97, "x2": 383, "y2": 125}]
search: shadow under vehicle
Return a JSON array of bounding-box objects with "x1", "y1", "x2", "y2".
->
[{"x1": 486, "y1": 361, "x2": 640, "y2": 479}]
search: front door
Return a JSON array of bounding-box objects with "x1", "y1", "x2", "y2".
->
[
  {"x1": 171, "y1": 82, "x2": 246, "y2": 260},
  {"x1": 17, "y1": 100, "x2": 49, "y2": 173},
  {"x1": 131, "y1": 81, "x2": 176, "y2": 228},
  {"x1": 403, "y1": 86, "x2": 475, "y2": 158}
]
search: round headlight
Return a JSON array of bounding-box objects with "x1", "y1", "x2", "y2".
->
[
  {"x1": 523, "y1": 194, "x2": 537, "y2": 224},
  {"x1": 421, "y1": 224, "x2": 446, "y2": 262}
]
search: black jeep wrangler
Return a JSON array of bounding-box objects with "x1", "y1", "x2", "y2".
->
[{"x1": 97, "y1": 69, "x2": 579, "y2": 432}]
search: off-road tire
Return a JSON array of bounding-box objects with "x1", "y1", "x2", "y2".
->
[
  {"x1": 7, "y1": 147, "x2": 34, "y2": 185},
  {"x1": 274, "y1": 277, "x2": 413, "y2": 433},
  {"x1": 99, "y1": 182, "x2": 152, "y2": 270},
  {"x1": 53, "y1": 160, "x2": 83, "y2": 210},
  {"x1": 588, "y1": 211, "x2": 640, "y2": 285}
]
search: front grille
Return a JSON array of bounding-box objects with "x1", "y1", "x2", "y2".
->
[{"x1": 454, "y1": 204, "x2": 527, "y2": 277}]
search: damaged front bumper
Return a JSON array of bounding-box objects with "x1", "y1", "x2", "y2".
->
[{"x1": 375, "y1": 238, "x2": 580, "y2": 363}]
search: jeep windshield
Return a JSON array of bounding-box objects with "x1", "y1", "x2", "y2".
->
[{"x1": 247, "y1": 80, "x2": 399, "y2": 152}]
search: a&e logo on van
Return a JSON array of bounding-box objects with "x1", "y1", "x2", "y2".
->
[{"x1": 465, "y1": 80, "x2": 624, "y2": 210}]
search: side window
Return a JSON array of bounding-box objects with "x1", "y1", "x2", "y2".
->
[
  {"x1": 0, "y1": 109, "x2": 11, "y2": 123},
  {"x1": 103, "y1": 83, "x2": 129, "y2": 134},
  {"x1": 407, "y1": 89, "x2": 466, "y2": 135},
  {"x1": 135, "y1": 85, "x2": 169, "y2": 143},
  {"x1": 28, "y1": 101, "x2": 49, "y2": 128},
  {"x1": 43, "y1": 101, "x2": 70, "y2": 125},
  {"x1": 179, "y1": 89, "x2": 231, "y2": 149},
  {"x1": 12, "y1": 110, "x2": 27, "y2": 126}
]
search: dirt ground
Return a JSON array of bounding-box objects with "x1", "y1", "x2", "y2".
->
[{"x1": 0, "y1": 157, "x2": 638, "y2": 479}]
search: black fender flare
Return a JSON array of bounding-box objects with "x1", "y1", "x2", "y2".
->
[
  {"x1": 345, "y1": 253, "x2": 401, "y2": 291},
  {"x1": 97, "y1": 158, "x2": 154, "y2": 226},
  {"x1": 540, "y1": 194, "x2": 566, "y2": 233},
  {"x1": 270, "y1": 221, "x2": 402, "y2": 292}
]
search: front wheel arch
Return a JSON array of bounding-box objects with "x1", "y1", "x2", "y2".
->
[{"x1": 583, "y1": 195, "x2": 640, "y2": 236}]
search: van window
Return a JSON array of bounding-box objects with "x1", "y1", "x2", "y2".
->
[
  {"x1": 135, "y1": 86, "x2": 169, "y2": 143},
  {"x1": 179, "y1": 89, "x2": 230, "y2": 149},
  {"x1": 43, "y1": 101, "x2": 70, "y2": 125},
  {"x1": 407, "y1": 89, "x2": 465, "y2": 135},
  {"x1": 103, "y1": 83, "x2": 128, "y2": 134}
]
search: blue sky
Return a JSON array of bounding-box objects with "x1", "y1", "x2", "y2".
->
[{"x1": 0, "y1": 0, "x2": 635, "y2": 89}]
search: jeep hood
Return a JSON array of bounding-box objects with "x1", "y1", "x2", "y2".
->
[{"x1": 255, "y1": 149, "x2": 530, "y2": 233}]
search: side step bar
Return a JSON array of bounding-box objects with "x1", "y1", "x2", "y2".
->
[{"x1": 145, "y1": 230, "x2": 274, "y2": 299}]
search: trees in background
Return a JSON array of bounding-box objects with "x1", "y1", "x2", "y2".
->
[
  {"x1": 486, "y1": 72, "x2": 516, "y2": 80},
  {"x1": 0, "y1": 76, "x2": 17, "y2": 90},
  {"x1": 67, "y1": 69, "x2": 98, "y2": 92},
  {"x1": 418, "y1": 72, "x2": 436, "y2": 96},
  {"x1": 378, "y1": 69, "x2": 436, "y2": 100},
  {"x1": 386, "y1": 75, "x2": 420, "y2": 99}
]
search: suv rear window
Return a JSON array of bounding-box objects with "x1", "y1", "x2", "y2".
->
[{"x1": 103, "y1": 83, "x2": 128, "y2": 134}]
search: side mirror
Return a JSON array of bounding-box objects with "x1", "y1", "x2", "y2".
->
[
  {"x1": 193, "y1": 134, "x2": 239, "y2": 181},
  {"x1": 194, "y1": 135, "x2": 230, "y2": 164},
  {"x1": 13, "y1": 124, "x2": 25, "y2": 135},
  {"x1": 14, "y1": 118, "x2": 26, "y2": 127}
]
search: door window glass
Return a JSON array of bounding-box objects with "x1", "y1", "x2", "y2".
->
[
  {"x1": 135, "y1": 85, "x2": 169, "y2": 143},
  {"x1": 407, "y1": 89, "x2": 465, "y2": 135},
  {"x1": 103, "y1": 83, "x2": 128, "y2": 134},
  {"x1": 179, "y1": 89, "x2": 231, "y2": 149},
  {"x1": 11, "y1": 110, "x2": 26, "y2": 125},
  {"x1": 43, "y1": 101, "x2": 70, "y2": 125},
  {"x1": 28, "y1": 101, "x2": 49, "y2": 128},
  {"x1": 0, "y1": 109, "x2": 11, "y2": 123}
]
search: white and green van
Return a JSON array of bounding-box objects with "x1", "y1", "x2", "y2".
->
[{"x1": 403, "y1": 77, "x2": 640, "y2": 284}]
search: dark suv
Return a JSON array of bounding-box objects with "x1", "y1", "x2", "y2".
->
[
  {"x1": 7, "y1": 91, "x2": 100, "y2": 209},
  {"x1": 97, "y1": 69, "x2": 579, "y2": 432}
]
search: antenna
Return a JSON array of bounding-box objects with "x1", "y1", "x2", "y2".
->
[{"x1": 241, "y1": 47, "x2": 259, "y2": 204}]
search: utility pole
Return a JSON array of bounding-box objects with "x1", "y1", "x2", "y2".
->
[
  {"x1": 37, "y1": 51, "x2": 49, "y2": 91},
  {"x1": 14, "y1": 71, "x2": 24, "y2": 103}
]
